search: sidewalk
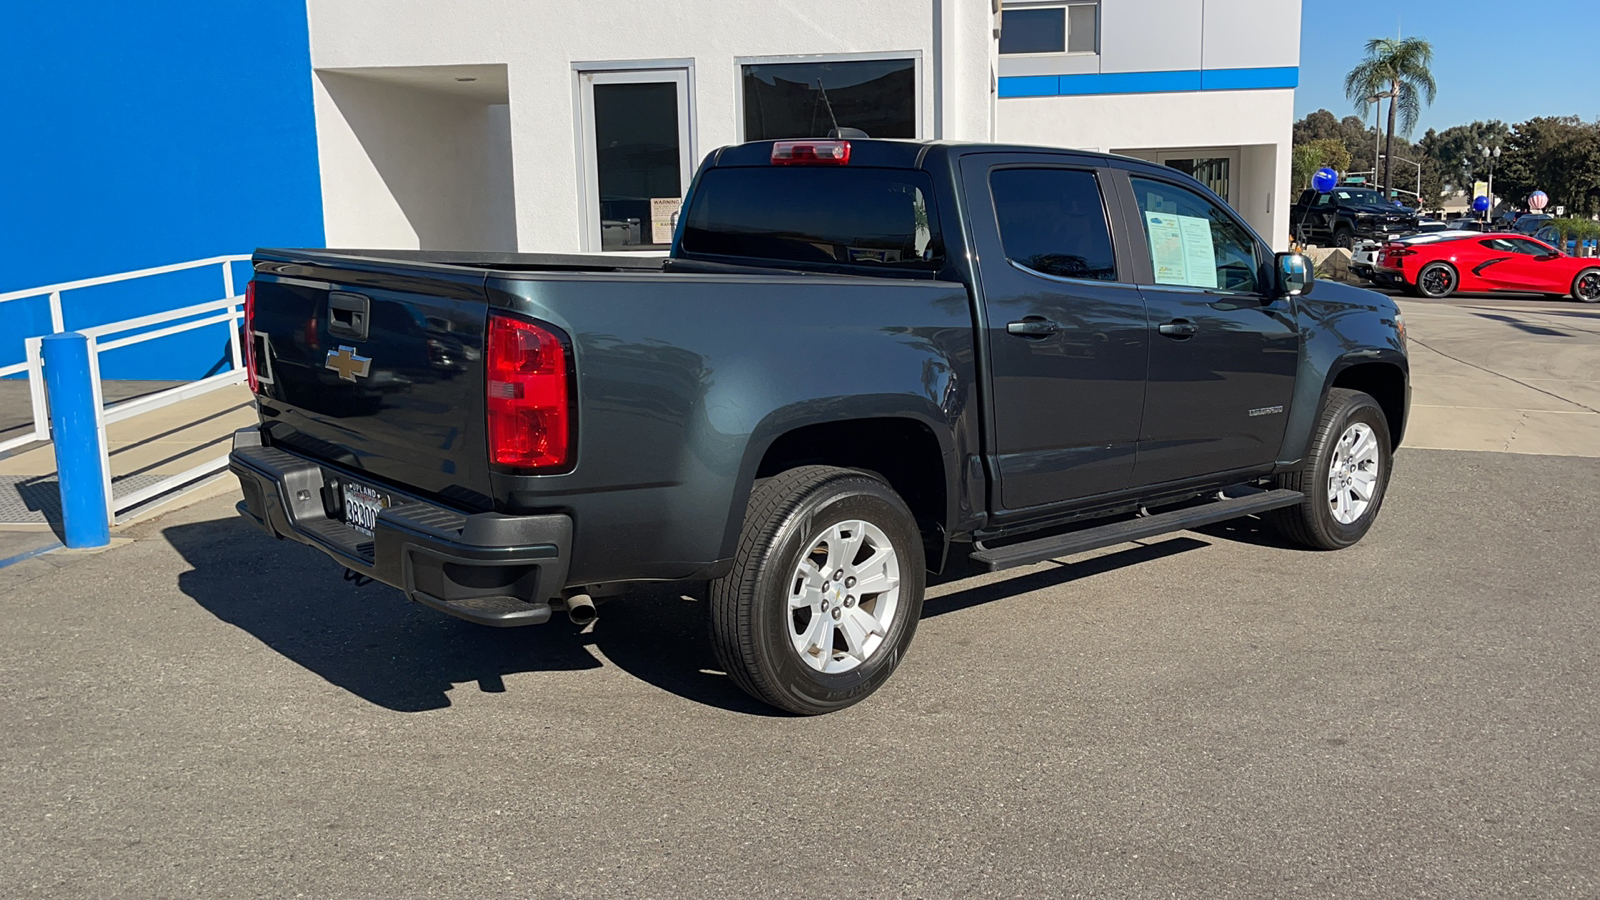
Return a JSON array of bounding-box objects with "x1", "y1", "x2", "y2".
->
[
  {"x1": 0, "y1": 383, "x2": 255, "y2": 532},
  {"x1": 1397, "y1": 299, "x2": 1600, "y2": 456}
]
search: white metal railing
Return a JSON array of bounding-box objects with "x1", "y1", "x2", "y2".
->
[{"x1": 1, "y1": 256, "x2": 252, "y2": 521}]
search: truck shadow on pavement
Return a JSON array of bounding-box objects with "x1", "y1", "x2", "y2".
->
[
  {"x1": 163, "y1": 515, "x2": 781, "y2": 715},
  {"x1": 164, "y1": 515, "x2": 1280, "y2": 715}
]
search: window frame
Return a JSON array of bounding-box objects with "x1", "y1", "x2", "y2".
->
[
  {"x1": 998, "y1": 1, "x2": 1100, "y2": 58},
  {"x1": 734, "y1": 51, "x2": 924, "y2": 143},
  {"x1": 986, "y1": 164, "x2": 1124, "y2": 286},
  {"x1": 572, "y1": 59, "x2": 698, "y2": 253},
  {"x1": 1122, "y1": 172, "x2": 1271, "y2": 296}
]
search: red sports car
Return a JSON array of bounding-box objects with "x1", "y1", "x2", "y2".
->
[{"x1": 1374, "y1": 233, "x2": 1600, "y2": 302}]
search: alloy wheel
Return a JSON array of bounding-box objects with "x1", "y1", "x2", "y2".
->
[
  {"x1": 1577, "y1": 272, "x2": 1600, "y2": 302},
  {"x1": 786, "y1": 519, "x2": 902, "y2": 674},
  {"x1": 1327, "y1": 422, "x2": 1380, "y2": 525},
  {"x1": 1420, "y1": 266, "x2": 1453, "y2": 296}
]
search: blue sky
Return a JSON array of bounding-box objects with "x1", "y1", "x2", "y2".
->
[{"x1": 1296, "y1": 1, "x2": 1600, "y2": 134}]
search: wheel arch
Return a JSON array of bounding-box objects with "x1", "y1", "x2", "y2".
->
[
  {"x1": 1416, "y1": 258, "x2": 1459, "y2": 293},
  {"x1": 1327, "y1": 359, "x2": 1409, "y2": 449},
  {"x1": 1571, "y1": 265, "x2": 1600, "y2": 301},
  {"x1": 725, "y1": 412, "x2": 956, "y2": 573}
]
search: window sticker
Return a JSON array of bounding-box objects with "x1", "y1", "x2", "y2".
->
[{"x1": 1144, "y1": 212, "x2": 1217, "y2": 288}]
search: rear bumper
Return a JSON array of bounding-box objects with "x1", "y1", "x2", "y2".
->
[
  {"x1": 228, "y1": 427, "x2": 570, "y2": 627},
  {"x1": 1369, "y1": 266, "x2": 1406, "y2": 286}
]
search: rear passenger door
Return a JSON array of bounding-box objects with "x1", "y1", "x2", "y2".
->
[
  {"x1": 1113, "y1": 171, "x2": 1300, "y2": 486},
  {"x1": 960, "y1": 155, "x2": 1150, "y2": 512}
]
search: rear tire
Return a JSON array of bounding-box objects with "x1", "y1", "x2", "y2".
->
[
  {"x1": 1267, "y1": 389, "x2": 1393, "y2": 550},
  {"x1": 1572, "y1": 268, "x2": 1600, "y2": 303},
  {"x1": 1415, "y1": 262, "x2": 1458, "y2": 299},
  {"x1": 710, "y1": 466, "x2": 926, "y2": 715}
]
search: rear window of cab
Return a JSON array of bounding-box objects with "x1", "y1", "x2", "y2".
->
[{"x1": 679, "y1": 167, "x2": 944, "y2": 270}]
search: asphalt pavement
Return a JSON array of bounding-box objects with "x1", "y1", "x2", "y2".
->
[{"x1": 2, "y1": 446, "x2": 1597, "y2": 899}]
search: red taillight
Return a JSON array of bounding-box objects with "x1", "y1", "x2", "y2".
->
[
  {"x1": 771, "y1": 140, "x2": 851, "y2": 165},
  {"x1": 244, "y1": 281, "x2": 259, "y2": 394},
  {"x1": 1384, "y1": 245, "x2": 1416, "y2": 268},
  {"x1": 486, "y1": 314, "x2": 571, "y2": 471}
]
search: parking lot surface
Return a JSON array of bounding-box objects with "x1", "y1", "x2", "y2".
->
[{"x1": 3, "y1": 445, "x2": 1597, "y2": 899}]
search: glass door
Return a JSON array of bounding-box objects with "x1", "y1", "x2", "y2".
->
[
  {"x1": 1153, "y1": 149, "x2": 1240, "y2": 207},
  {"x1": 579, "y1": 69, "x2": 693, "y2": 251}
]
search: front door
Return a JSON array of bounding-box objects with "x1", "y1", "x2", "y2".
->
[
  {"x1": 578, "y1": 68, "x2": 694, "y2": 251},
  {"x1": 1474, "y1": 236, "x2": 1563, "y2": 290},
  {"x1": 961, "y1": 156, "x2": 1150, "y2": 512},
  {"x1": 1121, "y1": 173, "x2": 1300, "y2": 486}
]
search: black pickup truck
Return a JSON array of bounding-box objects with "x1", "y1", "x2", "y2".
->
[
  {"x1": 232, "y1": 139, "x2": 1410, "y2": 714},
  {"x1": 1290, "y1": 185, "x2": 1419, "y2": 249}
]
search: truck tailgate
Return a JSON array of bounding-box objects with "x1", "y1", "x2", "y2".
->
[{"x1": 250, "y1": 254, "x2": 494, "y2": 510}]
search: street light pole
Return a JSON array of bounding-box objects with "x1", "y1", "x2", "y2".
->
[
  {"x1": 1369, "y1": 94, "x2": 1384, "y2": 186},
  {"x1": 1479, "y1": 144, "x2": 1502, "y2": 224}
]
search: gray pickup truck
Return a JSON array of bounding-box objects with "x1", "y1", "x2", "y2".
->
[{"x1": 231, "y1": 138, "x2": 1410, "y2": 714}]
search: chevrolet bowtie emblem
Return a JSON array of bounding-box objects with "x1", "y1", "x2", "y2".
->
[{"x1": 325, "y1": 345, "x2": 372, "y2": 382}]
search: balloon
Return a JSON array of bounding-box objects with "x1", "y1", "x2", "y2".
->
[
  {"x1": 1528, "y1": 190, "x2": 1549, "y2": 211},
  {"x1": 1311, "y1": 167, "x2": 1339, "y2": 193},
  {"x1": 1472, "y1": 195, "x2": 1491, "y2": 212}
]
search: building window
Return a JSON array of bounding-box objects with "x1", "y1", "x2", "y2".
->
[
  {"x1": 999, "y1": 3, "x2": 1098, "y2": 55},
  {"x1": 741, "y1": 58, "x2": 917, "y2": 141}
]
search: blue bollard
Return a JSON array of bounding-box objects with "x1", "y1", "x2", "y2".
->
[{"x1": 42, "y1": 333, "x2": 111, "y2": 548}]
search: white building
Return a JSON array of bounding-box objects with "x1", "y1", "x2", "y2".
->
[{"x1": 307, "y1": 0, "x2": 1299, "y2": 255}]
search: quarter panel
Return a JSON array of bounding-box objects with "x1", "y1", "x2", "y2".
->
[{"x1": 483, "y1": 272, "x2": 979, "y2": 585}]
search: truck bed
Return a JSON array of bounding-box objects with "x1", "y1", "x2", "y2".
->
[{"x1": 247, "y1": 247, "x2": 980, "y2": 584}]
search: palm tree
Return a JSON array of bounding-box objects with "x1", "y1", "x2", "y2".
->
[{"x1": 1345, "y1": 37, "x2": 1437, "y2": 202}]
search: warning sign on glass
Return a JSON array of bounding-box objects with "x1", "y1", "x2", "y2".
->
[{"x1": 651, "y1": 197, "x2": 683, "y2": 244}]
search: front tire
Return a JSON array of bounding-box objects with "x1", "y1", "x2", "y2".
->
[
  {"x1": 1572, "y1": 268, "x2": 1600, "y2": 303},
  {"x1": 710, "y1": 466, "x2": 926, "y2": 715},
  {"x1": 1333, "y1": 226, "x2": 1356, "y2": 250},
  {"x1": 1415, "y1": 262, "x2": 1458, "y2": 299},
  {"x1": 1267, "y1": 389, "x2": 1393, "y2": 550}
]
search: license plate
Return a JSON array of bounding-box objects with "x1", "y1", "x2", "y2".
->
[{"x1": 342, "y1": 481, "x2": 389, "y2": 536}]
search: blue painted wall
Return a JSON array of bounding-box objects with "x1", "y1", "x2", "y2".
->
[{"x1": 1, "y1": 1, "x2": 324, "y2": 380}]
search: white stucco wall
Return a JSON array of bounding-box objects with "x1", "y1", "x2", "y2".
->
[
  {"x1": 1000, "y1": 0, "x2": 1302, "y2": 78},
  {"x1": 314, "y1": 69, "x2": 518, "y2": 251},
  {"x1": 307, "y1": 0, "x2": 995, "y2": 253}
]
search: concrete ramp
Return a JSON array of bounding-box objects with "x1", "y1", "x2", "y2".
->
[{"x1": 0, "y1": 383, "x2": 255, "y2": 528}]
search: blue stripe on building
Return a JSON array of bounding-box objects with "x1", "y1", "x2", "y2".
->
[
  {"x1": 2, "y1": 1, "x2": 324, "y2": 379},
  {"x1": 998, "y1": 67, "x2": 1299, "y2": 99}
]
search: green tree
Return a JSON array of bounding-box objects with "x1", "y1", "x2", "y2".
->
[
  {"x1": 1415, "y1": 120, "x2": 1510, "y2": 212},
  {"x1": 1294, "y1": 109, "x2": 1381, "y2": 174},
  {"x1": 1345, "y1": 37, "x2": 1438, "y2": 201},
  {"x1": 1496, "y1": 116, "x2": 1600, "y2": 214},
  {"x1": 1292, "y1": 138, "x2": 1353, "y2": 191}
]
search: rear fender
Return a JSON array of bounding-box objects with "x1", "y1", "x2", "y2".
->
[{"x1": 717, "y1": 399, "x2": 961, "y2": 565}]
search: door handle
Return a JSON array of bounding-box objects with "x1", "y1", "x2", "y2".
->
[
  {"x1": 1006, "y1": 317, "x2": 1060, "y2": 338},
  {"x1": 327, "y1": 291, "x2": 371, "y2": 341},
  {"x1": 1158, "y1": 319, "x2": 1199, "y2": 339}
]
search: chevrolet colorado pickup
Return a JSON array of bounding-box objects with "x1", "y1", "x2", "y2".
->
[{"x1": 231, "y1": 139, "x2": 1410, "y2": 715}]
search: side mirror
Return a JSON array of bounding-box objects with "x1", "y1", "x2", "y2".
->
[{"x1": 1276, "y1": 251, "x2": 1314, "y2": 297}]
